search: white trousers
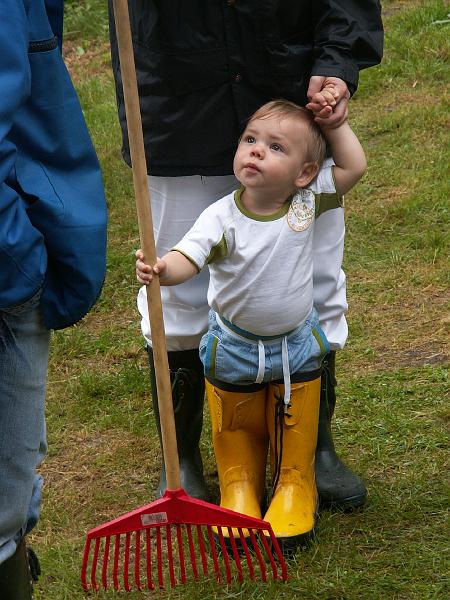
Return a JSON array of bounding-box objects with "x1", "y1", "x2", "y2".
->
[{"x1": 138, "y1": 175, "x2": 347, "y2": 351}]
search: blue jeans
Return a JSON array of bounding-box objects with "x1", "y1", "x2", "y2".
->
[
  {"x1": 0, "y1": 290, "x2": 50, "y2": 564},
  {"x1": 200, "y1": 309, "x2": 329, "y2": 385}
]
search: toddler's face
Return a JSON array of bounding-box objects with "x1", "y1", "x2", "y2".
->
[{"x1": 233, "y1": 114, "x2": 311, "y2": 198}]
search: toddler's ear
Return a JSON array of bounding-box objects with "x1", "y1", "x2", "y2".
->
[{"x1": 295, "y1": 162, "x2": 319, "y2": 188}]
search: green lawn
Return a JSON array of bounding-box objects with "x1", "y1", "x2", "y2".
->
[{"x1": 33, "y1": 1, "x2": 449, "y2": 598}]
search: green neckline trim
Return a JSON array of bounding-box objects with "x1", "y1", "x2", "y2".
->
[{"x1": 234, "y1": 188, "x2": 291, "y2": 222}]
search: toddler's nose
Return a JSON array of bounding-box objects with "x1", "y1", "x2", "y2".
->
[{"x1": 251, "y1": 145, "x2": 264, "y2": 158}]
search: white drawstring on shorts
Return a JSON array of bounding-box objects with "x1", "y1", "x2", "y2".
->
[{"x1": 217, "y1": 314, "x2": 292, "y2": 410}]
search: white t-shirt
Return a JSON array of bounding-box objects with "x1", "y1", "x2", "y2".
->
[{"x1": 173, "y1": 162, "x2": 341, "y2": 337}]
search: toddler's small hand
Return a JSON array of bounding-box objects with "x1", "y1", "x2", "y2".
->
[
  {"x1": 135, "y1": 249, "x2": 166, "y2": 285},
  {"x1": 306, "y1": 76, "x2": 349, "y2": 127},
  {"x1": 306, "y1": 84, "x2": 339, "y2": 118}
]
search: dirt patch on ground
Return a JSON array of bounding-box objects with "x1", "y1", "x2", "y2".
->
[
  {"x1": 39, "y1": 428, "x2": 160, "y2": 529},
  {"x1": 63, "y1": 40, "x2": 111, "y2": 83},
  {"x1": 392, "y1": 347, "x2": 448, "y2": 367},
  {"x1": 346, "y1": 284, "x2": 449, "y2": 372},
  {"x1": 382, "y1": 0, "x2": 426, "y2": 17}
]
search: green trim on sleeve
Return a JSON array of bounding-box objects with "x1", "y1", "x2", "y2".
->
[
  {"x1": 205, "y1": 234, "x2": 228, "y2": 265},
  {"x1": 312, "y1": 165, "x2": 344, "y2": 218},
  {"x1": 315, "y1": 192, "x2": 344, "y2": 218},
  {"x1": 170, "y1": 248, "x2": 201, "y2": 273}
]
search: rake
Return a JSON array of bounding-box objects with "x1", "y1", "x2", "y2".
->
[{"x1": 81, "y1": 0, "x2": 288, "y2": 591}]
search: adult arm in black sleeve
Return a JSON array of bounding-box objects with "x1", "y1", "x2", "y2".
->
[
  {"x1": 311, "y1": 0, "x2": 384, "y2": 95},
  {"x1": 306, "y1": 0, "x2": 383, "y2": 126}
]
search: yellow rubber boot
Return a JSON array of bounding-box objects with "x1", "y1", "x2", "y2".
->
[
  {"x1": 264, "y1": 378, "x2": 321, "y2": 551},
  {"x1": 205, "y1": 380, "x2": 268, "y2": 521}
]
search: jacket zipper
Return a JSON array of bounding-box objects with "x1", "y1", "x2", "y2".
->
[{"x1": 29, "y1": 37, "x2": 58, "y2": 53}]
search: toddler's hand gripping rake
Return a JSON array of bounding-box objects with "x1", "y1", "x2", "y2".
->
[{"x1": 81, "y1": 0, "x2": 288, "y2": 591}]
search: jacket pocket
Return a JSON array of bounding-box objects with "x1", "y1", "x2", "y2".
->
[
  {"x1": 263, "y1": 33, "x2": 313, "y2": 100},
  {"x1": 28, "y1": 39, "x2": 65, "y2": 109},
  {"x1": 265, "y1": 35, "x2": 314, "y2": 77},
  {"x1": 133, "y1": 43, "x2": 229, "y2": 96}
]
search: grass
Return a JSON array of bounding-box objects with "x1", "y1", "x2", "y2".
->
[{"x1": 31, "y1": 1, "x2": 449, "y2": 598}]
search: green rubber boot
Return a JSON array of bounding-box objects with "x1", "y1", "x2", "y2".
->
[
  {"x1": 315, "y1": 351, "x2": 367, "y2": 510},
  {"x1": 147, "y1": 347, "x2": 210, "y2": 502},
  {"x1": 0, "y1": 538, "x2": 38, "y2": 599}
]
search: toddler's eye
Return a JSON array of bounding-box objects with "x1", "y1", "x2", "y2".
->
[
  {"x1": 271, "y1": 143, "x2": 284, "y2": 152},
  {"x1": 245, "y1": 135, "x2": 255, "y2": 144}
]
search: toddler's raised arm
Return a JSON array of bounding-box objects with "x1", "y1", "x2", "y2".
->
[{"x1": 321, "y1": 121, "x2": 367, "y2": 196}]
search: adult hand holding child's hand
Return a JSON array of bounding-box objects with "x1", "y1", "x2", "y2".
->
[{"x1": 306, "y1": 76, "x2": 350, "y2": 128}]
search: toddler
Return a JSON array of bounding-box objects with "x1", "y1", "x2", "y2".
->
[{"x1": 136, "y1": 93, "x2": 366, "y2": 550}]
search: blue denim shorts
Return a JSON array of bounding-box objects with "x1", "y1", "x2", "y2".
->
[{"x1": 199, "y1": 309, "x2": 329, "y2": 386}]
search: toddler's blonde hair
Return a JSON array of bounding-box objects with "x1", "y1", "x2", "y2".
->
[{"x1": 248, "y1": 100, "x2": 326, "y2": 166}]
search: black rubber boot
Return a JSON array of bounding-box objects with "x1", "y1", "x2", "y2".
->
[
  {"x1": 315, "y1": 351, "x2": 367, "y2": 510},
  {"x1": 147, "y1": 347, "x2": 210, "y2": 501},
  {"x1": 0, "y1": 538, "x2": 37, "y2": 599}
]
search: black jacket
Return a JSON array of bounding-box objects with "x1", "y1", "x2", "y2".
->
[{"x1": 109, "y1": 0, "x2": 383, "y2": 176}]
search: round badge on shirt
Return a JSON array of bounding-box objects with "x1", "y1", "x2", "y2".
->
[{"x1": 287, "y1": 189, "x2": 315, "y2": 232}]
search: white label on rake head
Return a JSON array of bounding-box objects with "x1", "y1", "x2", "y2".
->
[{"x1": 141, "y1": 512, "x2": 168, "y2": 526}]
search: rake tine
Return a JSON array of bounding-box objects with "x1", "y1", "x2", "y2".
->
[
  {"x1": 238, "y1": 528, "x2": 255, "y2": 580},
  {"x1": 91, "y1": 538, "x2": 100, "y2": 591},
  {"x1": 248, "y1": 529, "x2": 267, "y2": 582},
  {"x1": 266, "y1": 528, "x2": 288, "y2": 581},
  {"x1": 166, "y1": 525, "x2": 176, "y2": 588},
  {"x1": 196, "y1": 524, "x2": 208, "y2": 576},
  {"x1": 81, "y1": 538, "x2": 91, "y2": 591},
  {"x1": 90, "y1": 537, "x2": 100, "y2": 591},
  {"x1": 206, "y1": 526, "x2": 221, "y2": 582},
  {"x1": 102, "y1": 536, "x2": 111, "y2": 590},
  {"x1": 258, "y1": 530, "x2": 278, "y2": 581},
  {"x1": 135, "y1": 530, "x2": 142, "y2": 590},
  {"x1": 217, "y1": 527, "x2": 232, "y2": 584},
  {"x1": 186, "y1": 525, "x2": 199, "y2": 580},
  {"x1": 145, "y1": 528, "x2": 155, "y2": 590},
  {"x1": 176, "y1": 525, "x2": 187, "y2": 583},
  {"x1": 113, "y1": 534, "x2": 121, "y2": 590},
  {"x1": 156, "y1": 527, "x2": 164, "y2": 588},
  {"x1": 124, "y1": 532, "x2": 131, "y2": 591},
  {"x1": 227, "y1": 527, "x2": 243, "y2": 583}
]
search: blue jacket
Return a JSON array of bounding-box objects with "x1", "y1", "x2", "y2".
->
[{"x1": 0, "y1": 0, "x2": 107, "y2": 329}]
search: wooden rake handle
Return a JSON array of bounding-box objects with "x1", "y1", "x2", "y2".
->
[{"x1": 112, "y1": 0, "x2": 181, "y2": 490}]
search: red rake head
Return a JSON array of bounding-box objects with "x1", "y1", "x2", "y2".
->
[{"x1": 81, "y1": 488, "x2": 288, "y2": 591}]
